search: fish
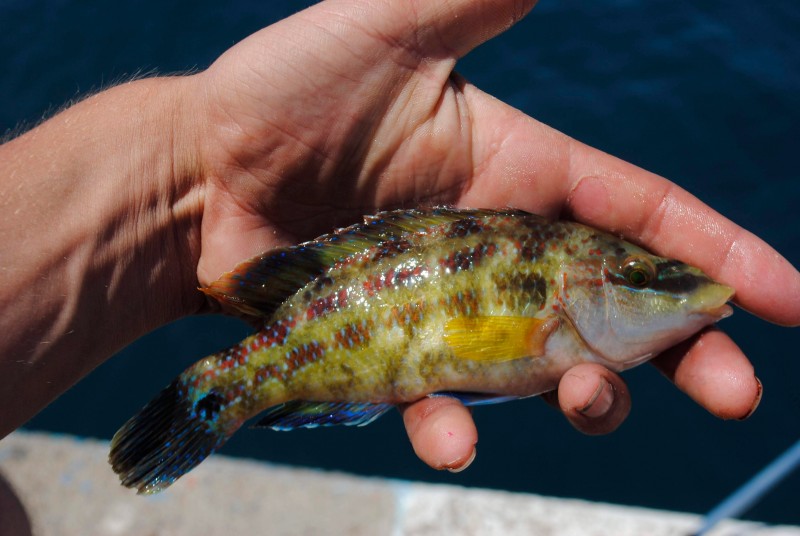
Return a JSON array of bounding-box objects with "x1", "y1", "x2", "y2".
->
[{"x1": 108, "y1": 207, "x2": 734, "y2": 494}]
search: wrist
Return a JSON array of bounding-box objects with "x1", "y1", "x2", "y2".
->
[
  {"x1": 119, "y1": 75, "x2": 207, "y2": 321},
  {"x1": 0, "y1": 75, "x2": 206, "y2": 434},
  {"x1": 70, "y1": 75, "x2": 207, "y2": 326}
]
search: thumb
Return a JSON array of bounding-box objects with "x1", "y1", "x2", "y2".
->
[
  {"x1": 307, "y1": 0, "x2": 537, "y2": 59},
  {"x1": 404, "y1": 0, "x2": 537, "y2": 58}
]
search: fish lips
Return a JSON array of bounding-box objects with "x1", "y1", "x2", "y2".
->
[
  {"x1": 699, "y1": 303, "x2": 734, "y2": 320},
  {"x1": 695, "y1": 283, "x2": 735, "y2": 321}
]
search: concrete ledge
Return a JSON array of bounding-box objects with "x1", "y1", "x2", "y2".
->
[{"x1": 1, "y1": 431, "x2": 798, "y2": 536}]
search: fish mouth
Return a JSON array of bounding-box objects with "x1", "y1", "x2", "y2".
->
[
  {"x1": 700, "y1": 303, "x2": 734, "y2": 319},
  {"x1": 695, "y1": 283, "x2": 735, "y2": 320}
]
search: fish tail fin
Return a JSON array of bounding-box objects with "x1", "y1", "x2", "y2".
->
[{"x1": 109, "y1": 380, "x2": 236, "y2": 494}]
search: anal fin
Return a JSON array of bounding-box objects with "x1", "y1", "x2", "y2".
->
[
  {"x1": 253, "y1": 401, "x2": 393, "y2": 431},
  {"x1": 428, "y1": 391, "x2": 519, "y2": 406}
]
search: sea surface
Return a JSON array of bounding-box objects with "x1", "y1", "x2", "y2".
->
[{"x1": 2, "y1": 0, "x2": 798, "y2": 525}]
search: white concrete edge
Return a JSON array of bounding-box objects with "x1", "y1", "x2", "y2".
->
[{"x1": 1, "y1": 431, "x2": 798, "y2": 536}]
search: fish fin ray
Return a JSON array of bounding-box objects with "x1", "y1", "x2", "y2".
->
[
  {"x1": 202, "y1": 208, "x2": 539, "y2": 319},
  {"x1": 428, "y1": 391, "x2": 519, "y2": 406},
  {"x1": 200, "y1": 244, "x2": 339, "y2": 319},
  {"x1": 252, "y1": 401, "x2": 393, "y2": 431},
  {"x1": 444, "y1": 315, "x2": 560, "y2": 362},
  {"x1": 109, "y1": 381, "x2": 235, "y2": 494}
]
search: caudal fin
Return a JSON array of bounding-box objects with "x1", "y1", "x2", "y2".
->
[{"x1": 109, "y1": 380, "x2": 231, "y2": 494}]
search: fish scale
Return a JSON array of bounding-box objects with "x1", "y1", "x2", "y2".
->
[
  {"x1": 109, "y1": 207, "x2": 734, "y2": 494},
  {"x1": 238, "y1": 218, "x2": 524, "y2": 401}
]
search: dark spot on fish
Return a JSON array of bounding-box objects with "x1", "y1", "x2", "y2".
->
[
  {"x1": 339, "y1": 363, "x2": 356, "y2": 381},
  {"x1": 371, "y1": 239, "x2": 413, "y2": 262},
  {"x1": 519, "y1": 234, "x2": 545, "y2": 261},
  {"x1": 451, "y1": 249, "x2": 474, "y2": 271},
  {"x1": 446, "y1": 218, "x2": 484, "y2": 238},
  {"x1": 493, "y1": 272, "x2": 547, "y2": 311},
  {"x1": 324, "y1": 363, "x2": 359, "y2": 399},
  {"x1": 195, "y1": 392, "x2": 224, "y2": 421},
  {"x1": 440, "y1": 244, "x2": 493, "y2": 273},
  {"x1": 518, "y1": 273, "x2": 547, "y2": 304},
  {"x1": 417, "y1": 351, "x2": 444, "y2": 382},
  {"x1": 651, "y1": 272, "x2": 702, "y2": 294},
  {"x1": 656, "y1": 260, "x2": 684, "y2": 272}
]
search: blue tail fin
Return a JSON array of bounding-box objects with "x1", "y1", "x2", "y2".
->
[{"x1": 109, "y1": 381, "x2": 232, "y2": 494}]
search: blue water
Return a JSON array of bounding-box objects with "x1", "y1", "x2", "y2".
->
[{"x1": 2, "y1": 0, "x2": 798, "y2": 525}]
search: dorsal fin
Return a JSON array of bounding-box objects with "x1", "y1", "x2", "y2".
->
[
  {"x1": 201, "y1": 243, "x2": 338, "y2": 318},
  {"x1": 201, "y1": 207, "x2": 530, "y2": 319},
  {"x1": 201, "y1": 228, "x2": 395, "y2": 319}
]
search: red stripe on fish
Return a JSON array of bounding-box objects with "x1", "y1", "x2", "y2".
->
[
  {"x1": 363, "y1": 265, "x2": 426, "y2": 297},
  {"x1": 334, "y1": 320, "x2": 373, "y2": 349},
  {"x1": 306, "y1": 289, "x2": 348, "y2": 320},
  {"x1": 438, "y1": 290, "x2": 478, "y2": 317},
  {"x1": 370, "y1": 239, "x2": 413, "y2": 262},
  {"x1": 286, "y1": 341, "x2": 325, "y2": 370},
  {"x1": 386, "y1": 301, "x2": 426, "y2": 328},
  {"x1": 445, "y1": 218, "x2": 484, "y2": 238},
  {"x1": 258, "y1": 316, "x2": 297, "y2": 349},
  {"x1": 253, "y1": 340, "x2": 328, "y2": 385}
]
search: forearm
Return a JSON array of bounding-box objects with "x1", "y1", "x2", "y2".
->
[{"x1": 0, "y1": 77, "x2": 203, "y2": 436}]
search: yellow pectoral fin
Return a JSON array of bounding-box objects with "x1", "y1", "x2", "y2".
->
[{"x1": 443, "y1": 315, "x2": 560, "y2": 363}]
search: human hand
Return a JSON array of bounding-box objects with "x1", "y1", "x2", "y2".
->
[{"x1": 168, "y1": 0, "x2": 800, "y2": 471}]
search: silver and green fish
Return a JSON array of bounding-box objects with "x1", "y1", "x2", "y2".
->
[{"x1": 109, "y1": 207, "x2": 734, "y2": 494}]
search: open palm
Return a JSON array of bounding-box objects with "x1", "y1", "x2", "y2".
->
[{"x1": 184, "y1": 0, "x2": 798, "y2": 470}]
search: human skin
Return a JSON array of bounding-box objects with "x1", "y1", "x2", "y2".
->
[{"x1": 1, "y1": 0, "x2": 797, "y2": 472}]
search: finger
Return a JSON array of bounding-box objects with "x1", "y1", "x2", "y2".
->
[
  {"x1": 652, "y1": 328, "x2": 762, "y2": 420},
  {"x1": 563, "y1": 142, "x2": 800, "y2": 326},
  {"x1": 402, "y1": 0, "x2": 537, "y2": 58},
  {"x1": 400, "y1": 396, "x2": 478, "y2": 472},
  {"x1": 293, "y1": 0, "x2": 535, "y2": 62},
  {"x1": 542, "y1": 363, "x2": 632, "y2": 435},
  {"x1": 457, "y1": 88, "x2": 800, "y2": 326}
]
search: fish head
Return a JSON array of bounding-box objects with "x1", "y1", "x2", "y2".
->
[{"x1": 558, "y1": 232, "x2": 734, "y2": 370}]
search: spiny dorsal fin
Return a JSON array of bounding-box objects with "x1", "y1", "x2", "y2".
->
[
  {"x1": 201, "y1": 207, "x2": 535, "y2": 319},
  {"x1": 201, "y1": 244, "x2": 334, "y2": 318}
]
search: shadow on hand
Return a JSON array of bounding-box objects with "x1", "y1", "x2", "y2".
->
[{"x1": 0, "y1": 472, "x2": 32, "y2": 536}]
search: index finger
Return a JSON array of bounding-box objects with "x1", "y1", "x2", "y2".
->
[
  {"x1": 458, "y1": 93, "x2": 800, "y2": 326},
  {"x1": 563, "y1": 140, "x2": 800, "y2": 326}
]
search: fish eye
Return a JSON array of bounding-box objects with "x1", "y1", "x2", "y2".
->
[{"x1": 622, "y1": 257, "x2": 655, "y2": 288}]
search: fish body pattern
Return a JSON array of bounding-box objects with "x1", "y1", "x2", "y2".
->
[{"x1": 110, "y1": 208, "x2": 734, "y2": 494}]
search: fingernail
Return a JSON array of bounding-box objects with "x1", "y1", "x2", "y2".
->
[
  {"x1": 446, "y1": 448, "x2": 476, "y2": 473},
  {"x1": 738, "y1": 377, "x2": 763, "y2": 421},
  {"x1": 578, "y1": 379, "x2": 614, "y2": 418}
]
